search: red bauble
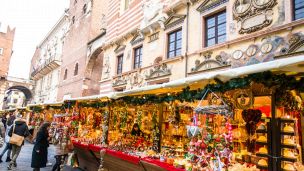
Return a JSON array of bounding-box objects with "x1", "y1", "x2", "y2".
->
[{"x1": 201, "y1": 142, "x2": 207, "y2": 149}]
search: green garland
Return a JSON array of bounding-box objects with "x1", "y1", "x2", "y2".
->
[
  {"x1": 64, "y1": 71, "x2": 304, "y2": 108},
  {"x1": 31, "y1": 106, "x2": 43, "y2": 113}
]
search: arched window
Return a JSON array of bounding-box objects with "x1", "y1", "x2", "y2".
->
[
  {"x1": 64, "y1": 69, "x2": 68, "y2": 80},
  {"x1": 74, "y1": 63, "x2": 79, "y2": 76},
  {"x1": 83, "y1": 4, "x2": 87, "y2": 14}
]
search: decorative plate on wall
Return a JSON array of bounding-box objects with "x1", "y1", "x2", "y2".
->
[{"x1": 232, "y1": 50, "x2": 244, "y2": 60}]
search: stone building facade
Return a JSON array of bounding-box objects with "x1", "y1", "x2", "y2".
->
[
  {"x1": 56, "y1": 0, "x2": 108, "y2": 100},
  {"x1": 85, "y1": 0, "x2": 304, "y2": 95},
  {"x1": 30, "y1": 14, "x2": 69, "y2": 103}
]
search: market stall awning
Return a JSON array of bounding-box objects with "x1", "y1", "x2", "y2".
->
[
  {"x1": 113, "y1": 54, "x2": 304, "y2": 97},
  {"x1": 65, "y1": 92, "x2": 115, "y2": 102}
]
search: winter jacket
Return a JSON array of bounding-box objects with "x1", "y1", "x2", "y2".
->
[
  {"x1": 31, "y1": 130, "x2": 49, "y2": 168},
  {"x1": 8, "y1": 118, "x2": 30, "y2": 146}
]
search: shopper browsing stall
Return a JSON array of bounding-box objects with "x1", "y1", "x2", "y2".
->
[{"x1": 31, "y1": 122, "x2": 51, "y2": 171}]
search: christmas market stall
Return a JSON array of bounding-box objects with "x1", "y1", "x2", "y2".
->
[
  {"x1": 66, "y1": 96, "x2": 113, "y2": 171},
  {"x1": 28, "y1": 102, "x2": 76, "y2": 169},
  {"x1": 66, "y1": 56, "x2": 304, "y2": 171},
  {"x1": 27, "y1": 103, "x2": 63, "y2": 136}
]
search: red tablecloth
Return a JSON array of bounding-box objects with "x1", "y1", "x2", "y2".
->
[
  {"x1": 88, "y1": 144, "x2": 104, "y2": 152},
  {"x1": 72, "y1": 141, "x2": 184, "y2": 170},
  {"x1": 141, "y1": 158, "x2": 185, "y2": 171}
]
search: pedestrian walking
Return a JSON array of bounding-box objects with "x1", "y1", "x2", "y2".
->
[
  {"x1": 0, "y1": 117, "x2": 5, "y2": 148},
  {"x1": 7, "y1": 114, "x2": 31, "y2": 170},
  {"x1": 31, "y1": 122, "x2": 51, "y2": 171},
  {"x1": 0, "y1": 115, "x2": 15, "y2": 162}
]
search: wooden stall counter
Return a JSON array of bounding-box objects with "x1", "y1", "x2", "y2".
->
[{"x1": 72, "y1": 141, "x2": 186, "y2": 171}]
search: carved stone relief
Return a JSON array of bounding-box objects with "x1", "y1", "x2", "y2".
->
[
  {"x1": 112, "y1": 70, "x2": 147, "y2": 90},
  {"x1": 287, "y1": 33, "x2": 304, "y2": 53},
  {"x1": 146, "y1": 63, "x2": 171, "y2": 80},
  {"x1": 128, "y1": 71, "x2": 146, "y2": 89},
  {"x1": 154, "y1": 57, "x2": 163, "y2": 65},
  {"x1": 140, "y1": 0, "x2": 167, "y2": 30},
  {"x1": 103, "y1": 56, "x2": 111, "y2": 79},
  {"x1": 112, "y1": 75, "x2": 128, "y2": 87},
  {"x1": 191, "y1": 51, "x2": 230, "y2": 72},
  {"x1": 233, "y1": 0, "x2": 277, "y2": 34},
  {"x1": 191, "y1": 33, "x2": 304, "y2": 70}
]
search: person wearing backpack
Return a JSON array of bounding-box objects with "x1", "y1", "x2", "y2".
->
[{"x1": 7, "y1": 114, "x2": 31, "y2": 170}]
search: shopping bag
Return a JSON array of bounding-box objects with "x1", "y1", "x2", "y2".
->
[{"x1": 9, "y1": 125, "x2": 24, "y2": 146}]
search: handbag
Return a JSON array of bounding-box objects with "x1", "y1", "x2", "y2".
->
[{"x1": 9, "y1": 124, "x2": 24, "y2": 146}]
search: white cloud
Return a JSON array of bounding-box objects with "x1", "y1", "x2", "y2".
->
[{"x1": 0, "y1": 0, "x2": 69, "y2": 79}]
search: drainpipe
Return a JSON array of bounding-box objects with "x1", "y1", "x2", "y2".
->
[{"x1": 185, "y1": 2, "x2": 190, "y2": 78}]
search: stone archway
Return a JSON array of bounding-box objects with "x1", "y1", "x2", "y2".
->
[
  {"x1": 82, "y1": 47, "x2": 103, "y2": 96},
  {"x1": 0, "y1": 77, "x2": 34, "y2": 110}
]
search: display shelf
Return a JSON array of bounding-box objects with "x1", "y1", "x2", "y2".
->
[
  {"x1": 256, "y1": 141, "x2": 268, "y2": 146},
  {"x1": 280, "y1": 156, "x2": 297, "y2": 162},
  {"x1": 278, "y1": 117, "x2": 298, "y2": 171},
  {"x1": 256, "y1": 153, "x2": 269, "y2": 158},
  {"x1": 256, "y1": 129, "x2": 268, "y2": 133},
  {"x1": 280, "y1": 131, "x2": 295, "y2": 136},
  {"x1": 255, "y1": 117, "x2": 272, "y2": 170},
  {"x1": 279, "y1": 118, "x2": 296, "y2": 123},
  {"x1": 281, "y1": 144, "x2": 297, "y2": 149}
]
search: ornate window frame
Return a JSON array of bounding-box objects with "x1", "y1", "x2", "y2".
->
[{"x1": 201, "y1": 5, "x2": 227, "y2": 47}]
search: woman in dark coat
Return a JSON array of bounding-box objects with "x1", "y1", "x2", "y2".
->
[{"x1": 31, "y1": 122, "x2": 51, "y2": 171}]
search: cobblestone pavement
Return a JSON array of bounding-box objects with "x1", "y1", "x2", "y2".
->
[{"x1": 0, "y1": 142, "x2": 56, "y2": 171}]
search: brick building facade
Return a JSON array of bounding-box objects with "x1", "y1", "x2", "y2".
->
[
  {"x1": 57, "y1": 0, "x2": 108, "y2": 100},
  {"x1": 0, "y1": 24, "x2": 15, "y2": 78}
]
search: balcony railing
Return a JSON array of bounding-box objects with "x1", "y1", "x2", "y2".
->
[{"x1": 31, "y1": 55, "x2": 61, "y2": 80}]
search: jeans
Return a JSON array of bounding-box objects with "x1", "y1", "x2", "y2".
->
[
  {"x1": 0, "y1": 143, "x2": 11, "y2": 158},
  {"x1": 10, "y1": 144, "x2": 22, "y2": 165}
]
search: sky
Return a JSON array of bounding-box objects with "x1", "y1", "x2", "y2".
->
[{"x1": 0, "y1": 0, "x2": 69, "y2": 79}]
